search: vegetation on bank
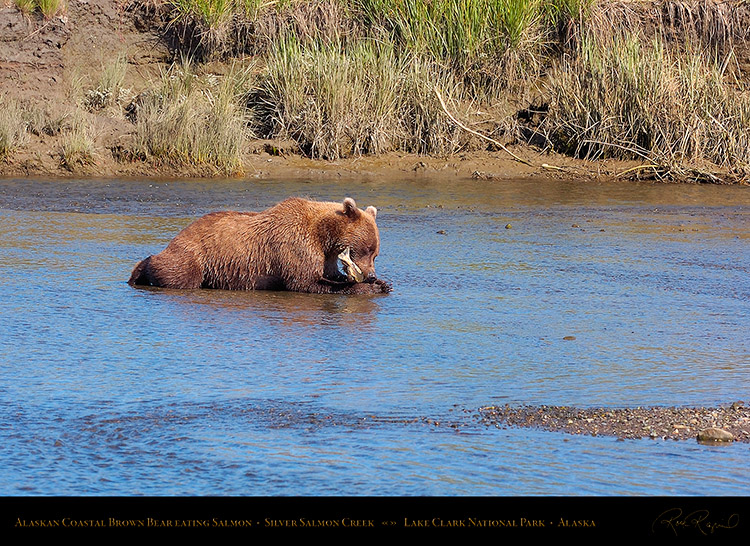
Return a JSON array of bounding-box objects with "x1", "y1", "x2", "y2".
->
[{"x1": 2, "y1": 0, "x2": 750, "y2": 181}]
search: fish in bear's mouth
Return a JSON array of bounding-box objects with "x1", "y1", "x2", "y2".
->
[{"x1": 338, "y1": 247, "x2": 365, "y2": 282}]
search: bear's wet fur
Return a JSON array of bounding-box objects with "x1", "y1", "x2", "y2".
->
[{"x1": 128, "y1": 197, "x2": 391, "y2": 294}]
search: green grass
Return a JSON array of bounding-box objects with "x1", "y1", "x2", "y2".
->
[
  {"x1": 165, "y1": 0, "x2": 549, "y2": 73},
  {"x1": 542, "y1": 0, "x2": 595, "y2": 29},
  {"x1": 13, "y1": 0, "x2": 36, "y2": 15},
  {"x1": 357, "y1": 0, "x2": 547, "y2": 84},
  {"x1": 260, "y1": 37, "x2": 400, "y2": 158},
  {"x1": 14, "y1": 0, "x2": 66, "y2": 17},
  {"x1": 170, "y1": 0, "x2": 234, "y2": 27},
  {"x1": 36, "y1": 0, "x2": 64, "y2": 17}
]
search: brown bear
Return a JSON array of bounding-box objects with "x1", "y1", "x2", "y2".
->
[{"x1": 128, "y1": 197, "x2": 391, "y2": 294}]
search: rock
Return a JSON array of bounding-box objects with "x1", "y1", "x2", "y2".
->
[{"x1": 697, "y1": 428, "x2": 734, "y2": 442}]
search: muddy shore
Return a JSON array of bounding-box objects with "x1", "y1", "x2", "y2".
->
[{"x1": 2, "y1": 137, "x2": 630, "y2": 184}]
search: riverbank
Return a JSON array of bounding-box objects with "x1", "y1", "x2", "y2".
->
[{"x1": 2, "y1": 0, "x2": 750, "y2": 183}]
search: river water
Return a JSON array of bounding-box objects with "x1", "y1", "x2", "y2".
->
[{"x1": 0, "y1": 175, "x2": 748, "y2": 496}]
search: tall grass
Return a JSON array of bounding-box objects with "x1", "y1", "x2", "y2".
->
[
  {"x1": 167, "y1": 0, "x2": 361, "y2": 58},
  {"x1": 544, "y1": 30, "x2": 750, "y2": 177},
  {"x1": 165, "y1": 0, "x2": 550, "y2": 83},
  {"x1": 60, "y1": 113, "x2": 95, "y2": 169},
  {"x1": 116, "y1": 0, "x2": 750, "y2": 179},
  {"x1": 36, "y1": 0, "x2": 65, "y2": 18},
  {"x1": 261, "y1": 37, "x2": 401, "y2": 158},
  {"x1": 399, "y1": 54, "x2": 465, "y2": 154},
  {"x1": 259, "y1": 36, "x2": 466, "y2": 159},
  {"x1": 168, "y1": 0, "x2": 237, "y2": 58},
  {"x1": 13, "y1": 0, "x2": 36, "y2": 15},
  {"x1": 252, "y1": 0, "x2": 362, "y2": 52},
  {"x1": 132, "y1": 60, "x2": 252, "y2": 173},
  {"x1": 20, "y1": 102, "x2": 67, "y2": 136},
  {"x1": 171, "y1": 0, "x2": 234, "y2": 27},
  {"x1": 357, "y1": 0, "x2": 547, "y2": 90},
  {"x1": 0, "y1": 97, "x2": 28, "y2": 161}
]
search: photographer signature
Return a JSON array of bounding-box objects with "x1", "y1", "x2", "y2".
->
[{"x1": 652, "y1": 508, "x2": 739, "y2": 536}]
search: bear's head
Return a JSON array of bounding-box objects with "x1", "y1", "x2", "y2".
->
[{"x1": 335, "y1": 197, "x2": 380, "y2": 283}]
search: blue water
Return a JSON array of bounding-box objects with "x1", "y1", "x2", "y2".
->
[{"x1": 0, "y1": 176, "x2": 748, "y2": 495}]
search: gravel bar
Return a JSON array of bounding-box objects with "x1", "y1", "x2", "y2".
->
[{"x1": 477, "y1": 402, "x2": 750, "y2": 442}]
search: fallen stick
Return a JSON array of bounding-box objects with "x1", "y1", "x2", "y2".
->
[{"x1": 435, "y1": 88, "x2": 535, "y2": 167}]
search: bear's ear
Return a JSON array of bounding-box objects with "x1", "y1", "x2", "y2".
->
[
  {"x1": 342, "y1": 197, "x2": 360, "y2": 219},
  {"x1": 365, "y1": 206, "x2": 377, "y2": 219}
]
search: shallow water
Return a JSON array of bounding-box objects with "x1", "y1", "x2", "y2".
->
[{"x1": 0, "y1": 176, "x2": 748, "y2": 495}]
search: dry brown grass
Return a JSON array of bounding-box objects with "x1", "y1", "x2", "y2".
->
[
  {"x1": 543, "y1": 28, "x2": 750, "y2": 179},
  {"x1": 131, "y1": 60, "x2": 253, "y2": 173}
]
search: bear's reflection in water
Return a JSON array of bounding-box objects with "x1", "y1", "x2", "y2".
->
[{"x1": 132, "y1": 285, "x2": 385, "y2": 331}]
